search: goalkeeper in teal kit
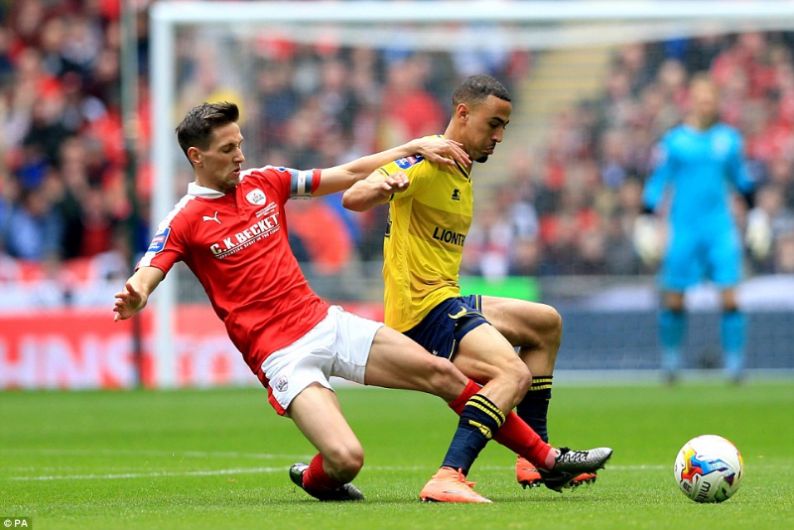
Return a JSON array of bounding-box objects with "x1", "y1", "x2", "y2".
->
[{"x1": 639, "y1": 75, "x2": 763, "y2": 383}]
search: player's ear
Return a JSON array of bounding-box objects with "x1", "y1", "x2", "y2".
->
[
  {"x1": 456, "y1": 103, "x2": 469, "y2": 122},
  {"x1": 187, "y1": 146, "x2": 203, "y2": 167}
]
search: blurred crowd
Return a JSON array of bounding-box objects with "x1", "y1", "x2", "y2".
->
[
  {"x1": 463, "y1": 32, "x2": 794, "y2": 278},
  {"x1": 0, "y1": 0, "x2": 148, "y2": 303},
  {"x1": 1, "y1": 1, "x2": 793, "y2": 310}
]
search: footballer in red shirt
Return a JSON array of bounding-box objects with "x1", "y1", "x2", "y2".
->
[
  {"x1": 137, "y1": 165, "x2": 330, "y2": 380},
  {"x1": 114, "y1": 101, "x2": 603, "y2": 504}
]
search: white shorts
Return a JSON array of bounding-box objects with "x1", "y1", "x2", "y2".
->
[{"x1": 261, "y1": 305, "x2": 383, "y2": 415}]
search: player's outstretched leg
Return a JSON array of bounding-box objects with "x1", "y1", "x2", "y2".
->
[
  {"x1": 538, "y1": 447, "x2": 613, "y2": 492},
  {"x1": 418, "y1": 391, "x2": 509, "y2": 503},
  {"x1": 286, "y1": 386, "x2": 366, "y2": 502},
  {"x1": 289, "y1": 462, "x2": 364, "y2": 501}
]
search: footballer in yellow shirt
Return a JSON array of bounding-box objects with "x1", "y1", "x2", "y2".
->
[
  {"x1": 343, "y1": 74, "x2": 611, "y2": 495},
  {"x1": 376, "y1": 142, "x2": 473, "y2": 333}
]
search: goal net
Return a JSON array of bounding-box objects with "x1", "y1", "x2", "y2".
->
[{"x1": 149, "y1": 1, "x2": 794, "y2": 385}]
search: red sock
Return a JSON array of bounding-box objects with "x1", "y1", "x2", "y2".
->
[
  {"x1": 448, "y1": 379, "x2": 480, "y2": 413},
  {"x1": 449, "y1": 379, "x2": 555, "y2": 469},
  {"x1": 302, "y1": 453, "x2": 343, "y2": 492},
  {"x1": 496, "y1": 412, "x2": 556, "y2": 469}
]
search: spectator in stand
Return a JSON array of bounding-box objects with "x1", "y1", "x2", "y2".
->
[
  {"x1": 379, "y1": 55, "x2": 445, "y2": 144},
  {"x1": 756, "y1": 184, "x2": 794, "y2": 257},
  {"x1": 286, "y1": 198, "x2": 354, "y2": 278},
  {"x1": 0, "y1": 175, "x2": 18, "y2": 252},
  {"x1": 766, "y1": 157, "x2": 794, "y2": 210},
  {"x1": 774, "y1": 231, "x2": 794, "y2": 273},
  {"x1": 5, "y1": 0, "x2": 794, "y2": 303},
  {"x1": 4, "y1": 182, "x2": 62, "y2": 261},
  {"x1": 463, "y1": 204, "x2": 513, "y2": 279}
]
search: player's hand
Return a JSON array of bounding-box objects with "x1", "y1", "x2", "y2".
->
[
  {"x1": 378, "y1": 172, "x2": 409, "y2": 197},
  {"x1": 411, "y1": 137, "x2": 470, "y2": 167},
  {"x1": 746, "y1": 208, "x2": 772, "y2": 260},
  {"x1": 633, "y1": 214, "x2": 662, "y2": 266},
  {"x1": 113, "y1": 281, "x2": 147, "y2": 321}
]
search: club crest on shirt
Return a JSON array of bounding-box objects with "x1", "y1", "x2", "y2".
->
[
  {"x1": 246, "y1": 188, "x2": 267, "y2": 205},
  {"x1": 274, "y1": 375, "x2": 288, "y2": 393},
  {"x1": 395, "y1": 155, "x2": 424, "y2": 169},
  {"x1": 147, "y1": 227, "x2": 170, "y2": 253}
]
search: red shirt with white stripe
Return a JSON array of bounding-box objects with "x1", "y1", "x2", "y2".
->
[{"x1": 138, "y1": 166, "x2": 329, "y2": 374}]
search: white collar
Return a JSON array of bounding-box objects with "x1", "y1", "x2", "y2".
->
[{"x1": 187, "y1": 181, "x2": 226, "y2": 198}]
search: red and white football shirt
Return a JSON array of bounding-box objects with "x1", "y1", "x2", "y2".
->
[{"x1": 138, "y1": 166, "x2": 329, "y2": 374}]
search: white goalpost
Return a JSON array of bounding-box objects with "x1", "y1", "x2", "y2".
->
[{"x1": 149, "y1": 1, "x2": 794, "y2": 387}]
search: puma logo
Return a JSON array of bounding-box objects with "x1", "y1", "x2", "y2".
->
[
  {"x1": 447, "y1": 307, "x2": 468, "y2": 320},
  {"x1": 202, "y1": 211, "x2": 221, "y2": 224}
]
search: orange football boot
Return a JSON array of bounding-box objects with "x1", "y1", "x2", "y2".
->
[{"x1": 420, "y1": 467, "x2": 492, "y2": 503}]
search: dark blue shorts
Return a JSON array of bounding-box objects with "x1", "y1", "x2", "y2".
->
[{"x1": 404, "y1": 295, "x2": 489, "y2": 360}]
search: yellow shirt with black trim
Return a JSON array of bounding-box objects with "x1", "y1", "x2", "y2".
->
[{"x1": 380, "y1": 142, "x2": 473, "y2": 332}]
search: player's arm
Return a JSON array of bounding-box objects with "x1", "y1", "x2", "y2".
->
[
  {"x1": 634, "y1": 139, "x2": 672, "y2": 265},
  {"x1": 312, "y1": 136, "x2": 468, "y2": 197},
  {"x1": 729, "y1": 132, "x2": 771, "y2": 259},
  {"x1": 113, "y1": 266, "x2": 165, "y2": 321},
  {"x1": 642, "y1": 140, "x2": 673, "y2": 215},
  {"x1": 728, "y1": 132, "x2": 756, "y2": 208},
  {"x1": 342, "y1": 169, "x2": 410, "y2": 211}
]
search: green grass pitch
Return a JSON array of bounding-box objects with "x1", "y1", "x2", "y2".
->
[{"x1": 2, "y1": 381, "x2": 793, "y2": 530}]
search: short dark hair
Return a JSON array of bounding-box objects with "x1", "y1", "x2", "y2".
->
[
  {"x1": 175, "y1": 101, "x2": 240, "y2": 162},
  {"x1": 452, "y1": 75, "x2": 511, "y2": 107}
]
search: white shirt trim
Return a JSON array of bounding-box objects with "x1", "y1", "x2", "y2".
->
[{"x1": 188, "y1": 181, "x2": 226, "y2": 198}]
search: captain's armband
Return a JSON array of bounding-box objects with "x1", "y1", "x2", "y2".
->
[{"x1": 289, "y1": 169, "x2": 318, "y2": 198}]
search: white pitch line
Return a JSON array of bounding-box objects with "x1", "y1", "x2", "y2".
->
[
  {"x1": 2, "y1": 448, "x2": 307, "y2": 460},
  {"x1": 370, "y1": 464, "x2": 668, "y2": 472},
  {"x1": 8, "y1": 464, "x2": 668, "y2": 482},
  {"x1": 10, "y1": 467, "x2": 285, "y2": 481},
  {"x1": 480, "y1": 464, "x2": 668, "y2": 471}
]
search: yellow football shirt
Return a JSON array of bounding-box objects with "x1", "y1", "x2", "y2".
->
[{"x1": 380, "y1": 147, "x2": 473, "y2": 331}]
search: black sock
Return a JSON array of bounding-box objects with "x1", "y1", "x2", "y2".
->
[
  {"x1": 516, "y1": 376, "x2": 553, "y2": 443},
  {"x1": 441, "y1": 394, "x2": 505, "y2": 475}
]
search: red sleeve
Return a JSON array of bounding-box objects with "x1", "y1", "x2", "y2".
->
[
  {"x1": 241, "y1": 166, "x2": 287, "y2": 204},
  {"x1": 244, "y1": 166, "x2": 321, "y2": 203},
  {"x1": 137, "y1": 211, "x2": 187, "y2": 275},
  {"x1": 309, "y1": 168, "x2": 321, "y2": 193}
]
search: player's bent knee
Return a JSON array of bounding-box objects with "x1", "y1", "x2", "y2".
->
[
  {"x1": 426, "y1": 355, "x2": 463, "y2": 389},
  {"x1": 324, "y1": 443, "x2": 364, "y2": 481},
  {"x1": 503, "y1": 355, "x2": 532, "y2": 391},
  {"x1": 534, "y1": 304, "x2": 563, "y2": 341},
  {"x1": 538, "y1": 306, "x2": 563, "y2": 355},
  {"x1": 407, "y1": 354, "x2": 465, "y2": 402},
  {"x1": 547, "y1": 305, "x2": 564, "y2": 336},
  {"x1": 491, "y1": 358, "x2": 531, "y2": 407}
]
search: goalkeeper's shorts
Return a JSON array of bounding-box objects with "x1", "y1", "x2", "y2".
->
[{"x1": 661, "y1": 228, "x2": 741, "y2": 291}]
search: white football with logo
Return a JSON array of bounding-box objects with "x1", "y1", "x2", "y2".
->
[{"x1": 673, "y1": 434, "x2": 743, "y2": 503}]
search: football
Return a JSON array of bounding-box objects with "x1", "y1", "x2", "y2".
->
[{"x1": 674, "y1": 434, "x2": 744, "y2": 503}]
